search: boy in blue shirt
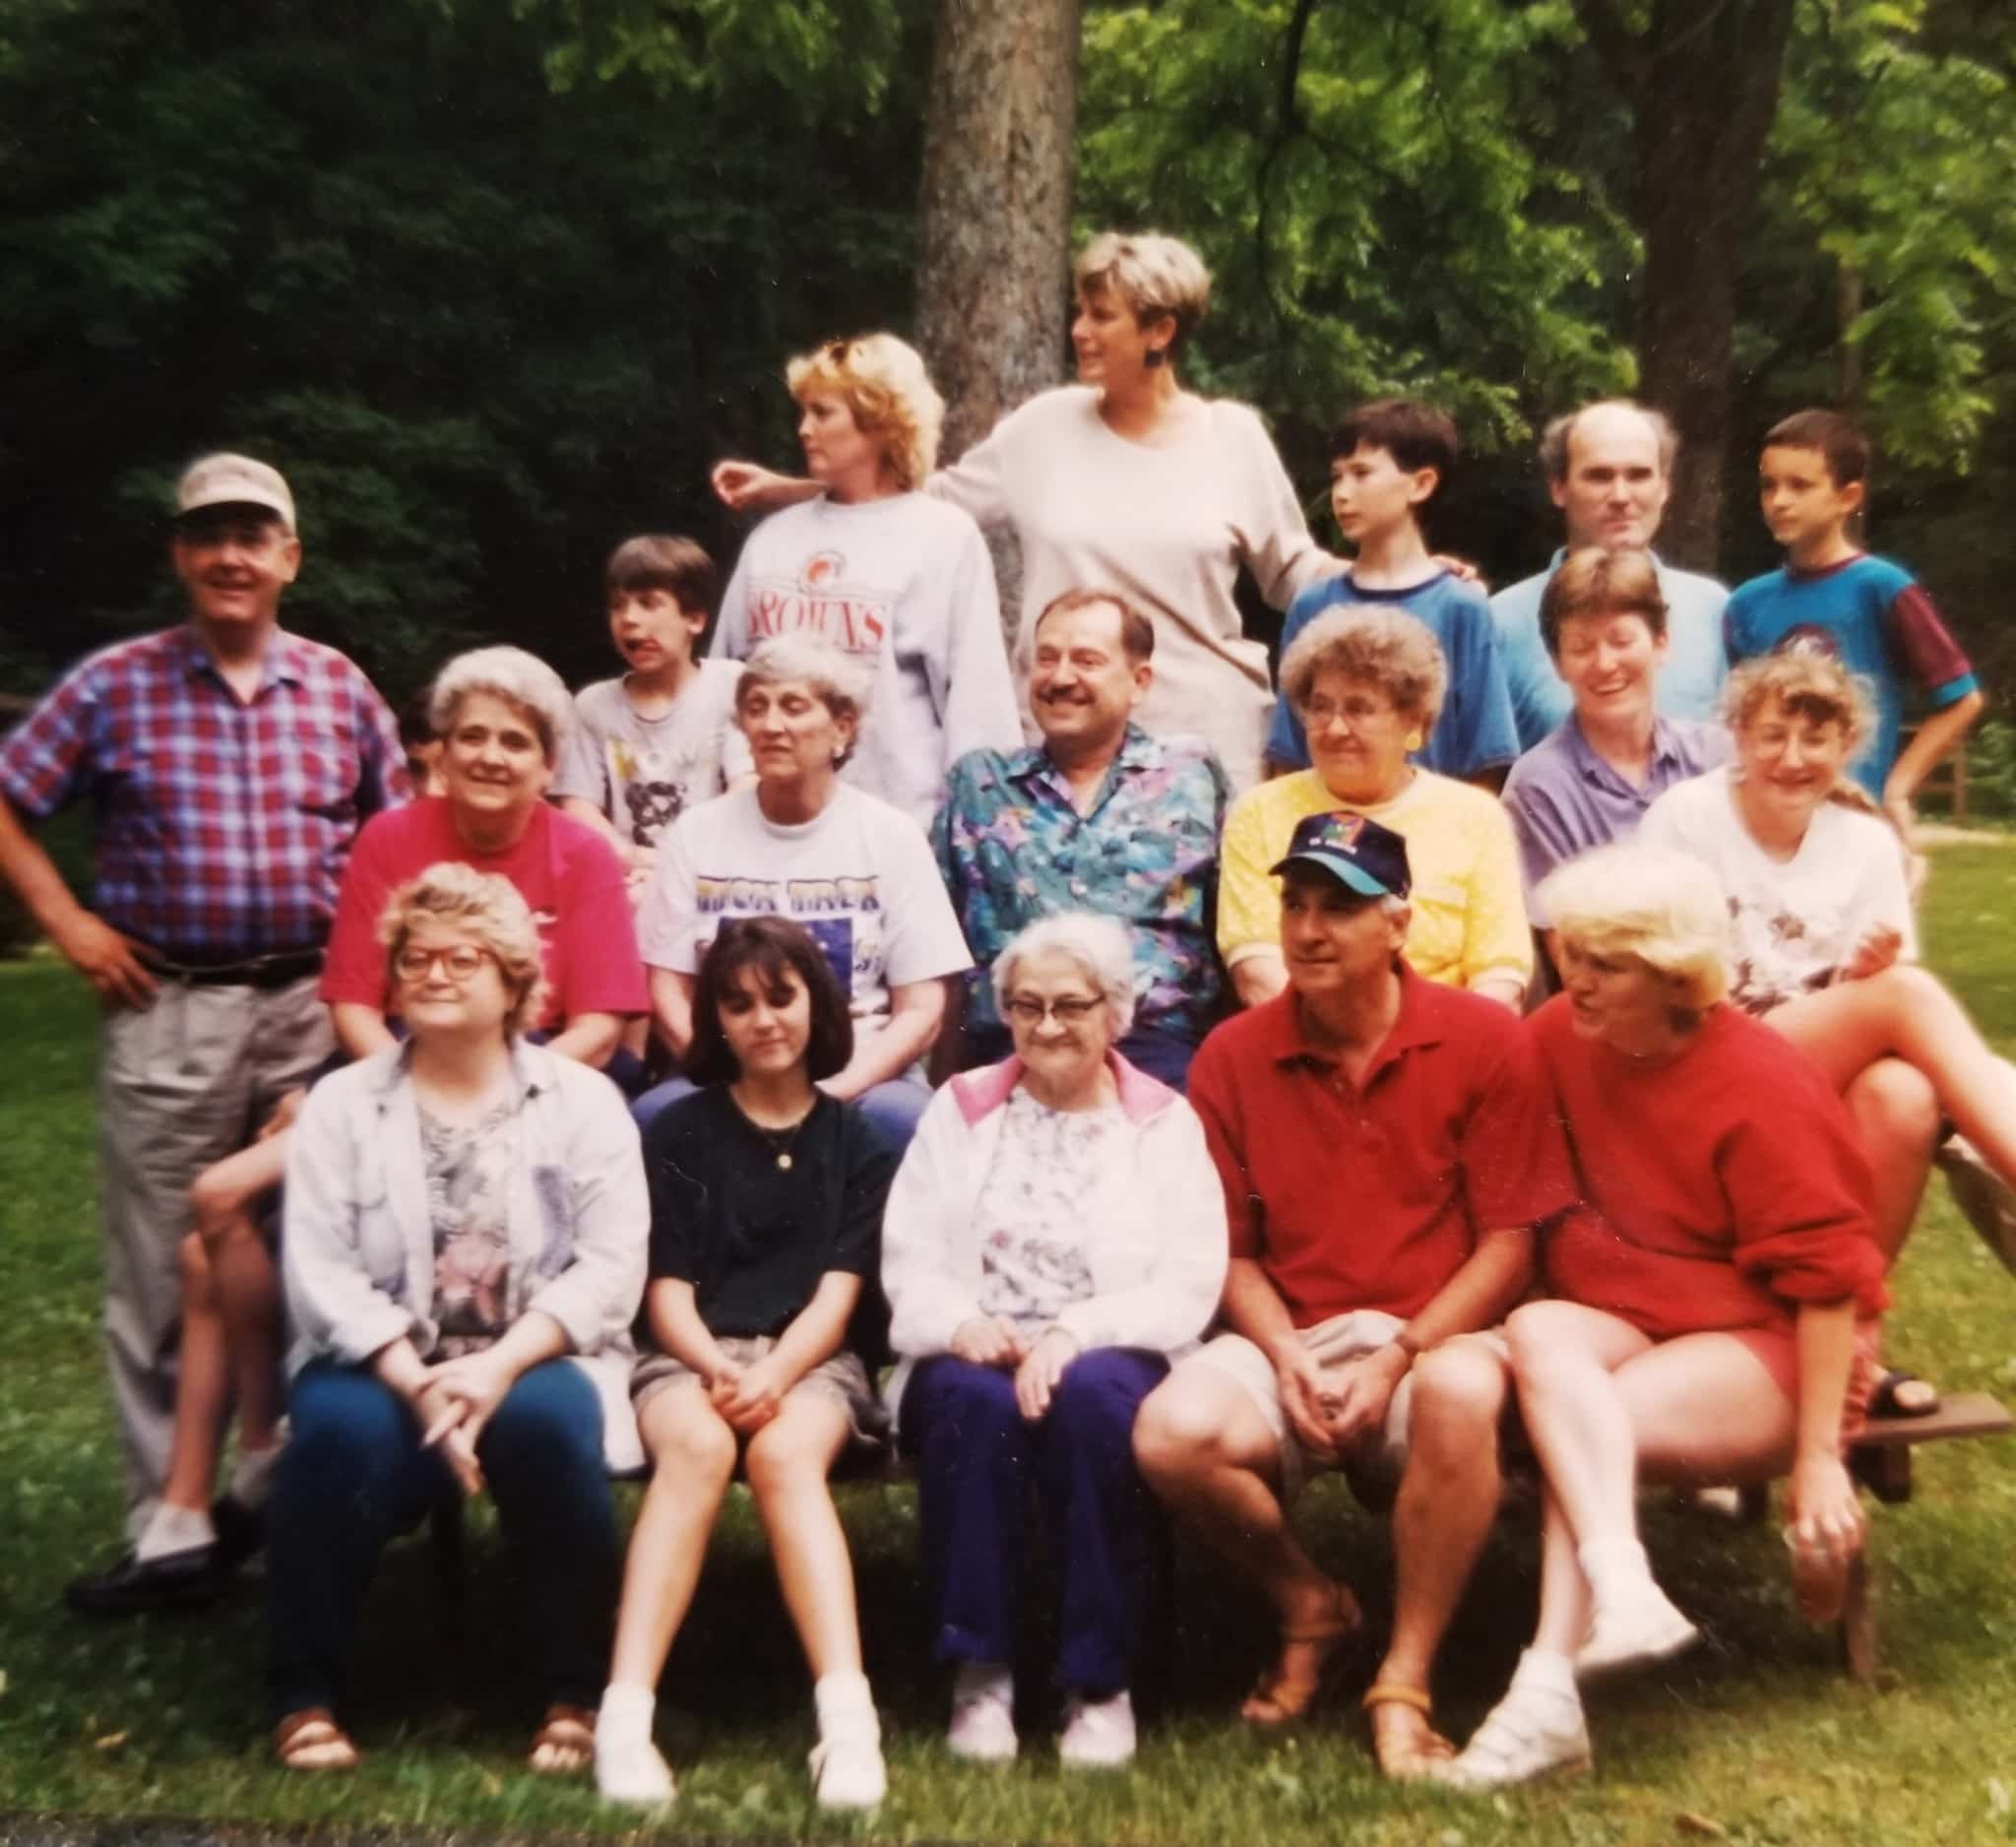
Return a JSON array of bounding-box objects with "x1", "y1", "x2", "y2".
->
[
  {"x1": 1726, "y1": 409, "x2": 1983, "y2": 826},
  {"x1": 1265, "y1": 400, "x2": 1517, "y2": 785}
]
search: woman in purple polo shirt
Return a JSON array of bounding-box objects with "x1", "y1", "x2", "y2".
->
[{"x1": 1498, "y1": 548, "x2": 1728, "y2": 975}]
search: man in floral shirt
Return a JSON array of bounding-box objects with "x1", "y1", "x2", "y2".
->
[{"x1": 931, "y1": 588, "x2": 1229, "y2": 1091}]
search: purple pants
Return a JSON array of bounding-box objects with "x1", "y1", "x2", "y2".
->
[{"x1": 899, "y1": 1347, "x2": 1168, "y2": 1697}]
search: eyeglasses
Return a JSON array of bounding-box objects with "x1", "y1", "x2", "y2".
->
[
  {"x1": 1003, "y1": 994, "x2": 1102, "y2": 1025},
  {"x1": 394, "y1": 944, "x2": 494, "y2": 982}
]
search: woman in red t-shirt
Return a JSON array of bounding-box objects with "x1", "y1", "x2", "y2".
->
[{"x1": 1445, "y1": 843, "x2": 1887, "y2": 1792}]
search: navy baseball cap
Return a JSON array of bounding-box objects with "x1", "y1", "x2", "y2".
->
[{"x1": 1270, "y1": 810, "x2": 1412, "y2": 901}]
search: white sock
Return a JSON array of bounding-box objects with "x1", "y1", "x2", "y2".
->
[
  {"x1": 1509, "y1": 1646, "x2": 1580, "y2": 1705},
  {"x1": 1578, "y1": 1537, "x2": 1653, "y2": 1603},
  {"x1": 814, "y1": 1670, "x2": 878, "y2": 1736},
  {"x1": 953, "y1": 1659, "x2": 1012, "y2": 1701},
  {"x1": 227, "y1": 1442, "x2": 283, "y2": 1509},
  {"x1": 135, "y1": 1502, "x2": 216, "y2": 1563},
  {"x1": 598, "y1": 1682, "x2": 657, "y2": 1743}
]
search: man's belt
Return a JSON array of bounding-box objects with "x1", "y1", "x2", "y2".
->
[{"x1": 139, "y1": 948, "x2": 325, "y2": 989}]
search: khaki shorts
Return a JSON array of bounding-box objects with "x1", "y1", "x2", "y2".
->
[
  {"x1": 1180, "y1": 1309, "x2": 1509, "y2": 1502},
  {"x1": 633, "y1": 1338, "x2": 888, "y2": 1449}
]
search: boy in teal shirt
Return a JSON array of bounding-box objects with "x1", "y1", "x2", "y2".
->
[{"x1": 1725, "y1": 409, "x2": 1982, "y2": 826}]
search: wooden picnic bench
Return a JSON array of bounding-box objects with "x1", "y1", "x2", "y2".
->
[{"x1": 1739, "y1": 1390, "x2": 2015, "y2": 1678}]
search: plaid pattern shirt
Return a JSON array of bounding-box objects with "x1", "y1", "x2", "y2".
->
[{"x1": 0, "y1": 625, "x2": 409, "y2": 958}]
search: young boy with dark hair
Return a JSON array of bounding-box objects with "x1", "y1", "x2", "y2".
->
[
  {"x1": 1265, "y1": 399, "x2": 1517, "y2": 784},
  {"x1": 553, "y1": 535, "x2": 751, "y2": 881},
  {"x1": 1725, "y1": 408, "x2": 1984, "y2": 827}
]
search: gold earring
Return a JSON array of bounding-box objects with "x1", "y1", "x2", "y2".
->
[{"x1": 1404, "y1": 731, "x2": 1423, "y2": 751}]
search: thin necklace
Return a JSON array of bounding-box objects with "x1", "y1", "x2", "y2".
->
[{"x1": 740, "y1": 1096, "x2": 815, "y2": 1171}]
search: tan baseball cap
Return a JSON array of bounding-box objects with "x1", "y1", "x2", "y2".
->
[{"x1": 174, "y1": 453, "x2": 296, "y2": 535}]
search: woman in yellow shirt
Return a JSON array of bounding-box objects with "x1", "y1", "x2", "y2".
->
[{"x1": 1218, "y1": 606, "x2": 1531, "y2": 1009}]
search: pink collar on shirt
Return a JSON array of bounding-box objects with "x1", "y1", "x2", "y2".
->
[{"x1": 949, "y1": 1051, "x2": 1177, "y2": 1127}]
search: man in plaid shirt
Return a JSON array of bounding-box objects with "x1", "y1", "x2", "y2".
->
[{"x1": 0, "y1": 454, "x2": 407, "y2": 1582}]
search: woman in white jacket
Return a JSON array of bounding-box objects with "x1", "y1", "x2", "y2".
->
[
  {"x1": 267, "y1": 865, "x2": 647, "y2": 1776},
  {"x1": 880, "y1": 914, "x2": 1227, "y2": 1770}
]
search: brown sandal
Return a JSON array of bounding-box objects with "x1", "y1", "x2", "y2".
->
[
  {"x1": 274, "y1": 1706, "x2": 359, "y2": 1772},
  {"x1": 1362, "y1": 1683, "x2": 1457, "y2": 1780},
  {"x1": 1239, "y1": 1581, "x2": 1362, "y2": 1727},
  {"x1": 529, "y1": 1702, "x2": 596, "y2": 1775}
]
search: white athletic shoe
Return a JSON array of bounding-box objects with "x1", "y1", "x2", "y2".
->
[
  {"x1": 1575, "y1": 1579, "x2": 1700, "y2": 1678},
  {"x1": 947, "y1": 1664, "x2": 1018, "y2": 1763},
  {"x1": 594, "y1": 1728, "x2": 675, "y2": 1809},
  {"x1": 809, "y1": 1718, "x2": 887, "y2": 1811},
  {"x1": 1443, "y1": 1682, "x2": 1592, "y2": 1791},
  {"x1": 1058, "y1": 1690, "x2": 1136, "y2": 1769}
]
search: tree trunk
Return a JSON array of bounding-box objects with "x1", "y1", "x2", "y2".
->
[
  {"x1": 915, "y1": 0, "x2": 1081, "y2": 468},
  {"x1": 1575, "y1": 0, "x2": 1796, "y2": 571}
]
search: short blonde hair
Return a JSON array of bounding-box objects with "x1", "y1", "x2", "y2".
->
[
  {"x1": 1723, "y1": 649, "x2": 1876, "y2": 759},
  {"x1": 376, "y1": 861, "x2": 549, "y2": 1039},
  {"x1": 735, "y1": 634, "x2": 874, "y2": 769},
  {"x1": 1280, "y1": 605, "x2": 1448, "y2": 733},
  {"x1": 785, "y1": 333, "x2": 944, "y2": 492},
  {"x1": 1538, "y1": 844, "x2": 1730, "y2": 1013},
  {"x1": 991, "y1": 913, "x2": 1138, "y2": 1039},
  {"x1": 429, "y1": 647, "x2": 573, "y2": 766},
  {"x1": 1074, "y1": 231, "x2": 1212, "y2": 356}
]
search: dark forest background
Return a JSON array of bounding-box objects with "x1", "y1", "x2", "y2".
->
[{"x1": 3, "y1": 0, "x2": 2012, "y2": 725}]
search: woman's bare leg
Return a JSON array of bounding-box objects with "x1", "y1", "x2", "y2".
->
[
  {"x1": 742, "y1": 1395, "x2": 859, "y2": 1679},
  {"x1": 1772, "y1": 967, "x2": 2016, "y2": 1184},
  {"x1": 1839, "y1": 1060, "x2": 1939, "y2": 1264},
  {"x1": 606, "y1": 1384, "x2": 738, "y2": 1689},
  {"x1": 159, "y1": 1234, "x2": 228, "y2": 1514},
  {"x1": 191, "y1": 1138, "x2": 289, "y2": 1453}
]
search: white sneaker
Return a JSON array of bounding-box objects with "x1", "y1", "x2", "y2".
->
[
  {"x1": 1058, "y1": 1690, "x2": 1135, "y2": 1769},
  {"x1": 809, "y1": 1721, "x2": 887, "y2": 1811},
  {"x1": 1443, "y1": 1682, "x2": 1592, "y2": 1792},
  {"x1": 594, "y1": 1729, "x2": 674, "y2": 1809},
  {"x1": 1575, "y1": 1579, "x2": 1700, "y2": 1678},
  {"x1": 947, "y1": 1664, "x2": 1018, "y2": 1763}
]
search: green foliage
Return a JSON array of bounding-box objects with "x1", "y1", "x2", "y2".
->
[
  {"x1": 1759, "y1": 0, "x2": 2016, "y2": 471},
  {"x1": 1077, "y1": 0, "x2": 1639, "y2": 485},
  {"x1": 0, "y1": 0, "x2": 931, "y2": 707}
]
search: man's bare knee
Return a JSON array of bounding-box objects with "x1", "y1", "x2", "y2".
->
[
  {"x1": 1133, "y1": 1375, "x2": 1230, "y2": 1485},
  {"x1": 1411, "y1": 1342, "x2": 1509, "y2": 1445}
]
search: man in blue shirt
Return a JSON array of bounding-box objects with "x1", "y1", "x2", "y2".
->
[{"x1": 1490, "y1": 401, "x2": 1728, "y2": 751}]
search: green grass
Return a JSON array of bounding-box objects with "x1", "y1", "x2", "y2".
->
[{"x1": 4, "y1": 850, "x2": 2016, "y2": 1846}]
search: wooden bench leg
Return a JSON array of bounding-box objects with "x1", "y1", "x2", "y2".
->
[{"x1": 1837, "y1": 1551, "x2": 1877, "y2": 1681}]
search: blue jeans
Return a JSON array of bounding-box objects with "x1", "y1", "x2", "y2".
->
[
  {"x1": 899, "y1": 1348, "x2": 1168, "y2": 1697},
  {"x1": 266, "y1": 1358, "x2": 615, "y2": 1721},
  {"x1": 631, "y1": 1072, "x2": 930, "y2": 1155}
]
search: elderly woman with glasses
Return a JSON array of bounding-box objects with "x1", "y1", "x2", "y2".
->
[
  {"x1": 879, "y1": 914, "x2": 1227, "y2": 1769},
  {"x1": 715, "y1": 233, "x2": 1338, "y2": 794},
  {"x1": 267, "y1": 864, "x2": 647, "y2": 1776},
  {"x1": 1218, "y1": 605, "x2": 1531, "y2": 1011},
  {"x1": 708, "y1": 332, "x2": 1020, "y2": 828}
]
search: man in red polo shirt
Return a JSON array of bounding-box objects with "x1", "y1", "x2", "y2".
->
[{"x1": 1133, "y1": 811, "x2": 1575, "y2": 1780}]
